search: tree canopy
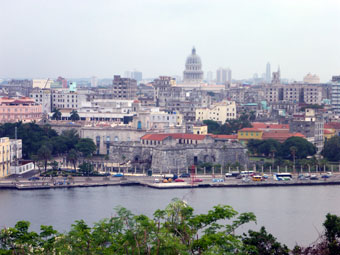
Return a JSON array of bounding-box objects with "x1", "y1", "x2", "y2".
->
[
  {"x1": 1, "y1": 200, "x2": 339, "y2": 254},
  {"x1": 69, "y1": 110, "x2": 80, "y2": 121},
  {"x1": 0, "y1": 122, "x2": 96, "y2": 160},
  {"x1": 322, "y1": 136, "x2": 340, "y2": 161},
  {"x1": 203, "y1": 113, "x2": 252, "y2": 135},
  {"x1": 51, "y1": 109, "x2": 62, "y2": 121},
  {"x1": 280, "y1": 137, "x2": 317, "y2": 160}
]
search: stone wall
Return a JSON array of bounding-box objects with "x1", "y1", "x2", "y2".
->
[{"x1": 108, "y1": 140, "x2": 248, "y2": 173}]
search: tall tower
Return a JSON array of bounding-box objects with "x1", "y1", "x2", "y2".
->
[
  {"x1": 272, "y1": 66, "x2": 281, "y2": 84},
  {"x1": 266, "y1": 62, "x2": 271, "y2": 83}
]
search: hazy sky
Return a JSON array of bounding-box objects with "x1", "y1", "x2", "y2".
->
[{"x1": 0, "y1": 0, "x2": 339, "y2": 82}]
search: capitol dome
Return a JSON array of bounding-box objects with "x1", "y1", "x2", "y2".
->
[{"x1": 183, "y1": 47, "x2": 204, "y2": 83}]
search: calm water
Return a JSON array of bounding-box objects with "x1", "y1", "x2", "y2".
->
[{"x1": 0, "y1": 185, "x2": 340, "y2": 248}]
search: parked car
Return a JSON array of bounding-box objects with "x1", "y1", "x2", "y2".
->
[
  {"x1": 310, "y1": 175, "x2": 318, "y2": 180},
  {"x1": 113, "y1": 173, "x2": 124, "y2": 177},
  {"x1": 175, "y1": 178, "x2": 185, "y2": 182},
  {"x1": 180, "y1": 173, "x2": 190, "y2": 178},
  {"x1": 193, "y1": 178, "x2": 203, "y2": 182},
  {"x1": 225, "y1": 173, "x2": 233, "y2": 178},
  {"x1": 321, "y1": 174, "x2": 330, "y2": 179},
  {"x1": 28, "y1": 177, "x2": 40, "y2": 181},
  {"x1": 262, "y1": 174, "x2": 269, "y2": 179},
  {"x1": 298, "y1": 174, "x2": 306, "y2": 180},
  {"x1": 212, "y1": 178, "x2": 224, "y2": 182},
  {"x1": 154, "y1": 179, "x2": 160, "y2": 183}
]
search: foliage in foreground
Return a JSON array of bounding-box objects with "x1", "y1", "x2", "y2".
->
[{"x1": 0, "y1": 199, "x2": 339, "y2": 254}]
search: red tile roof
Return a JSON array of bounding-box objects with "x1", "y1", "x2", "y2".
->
[
  {"x1": 325, "y1": 122, "x2": 340, "y2": 129},
  {"x1": 324, "y1": 129, "x2": 335, "y2": 134},
  {"x1": 239, "y1": 128, "x2": 261, "y2": 132},
  {"x1": 262, "y1": 131, "x2": 305, "y2": 142},
  {"x1": 210, "y1": 134, "x2": 238, "y2": 139},
  {"x1": 252, "y1": 122, "x2": 290, "y2": 130}
]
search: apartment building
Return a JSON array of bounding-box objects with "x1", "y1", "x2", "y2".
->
[
  {"x1": 196, "y1": 100, "x2": 236, "y2": 123},
  {"x1": 0, "y1": 137, "x2": 10, "y2": 177},
  {"x1": 112, "y1": 75, "x2": 137, "y2": 100},
  {"x1": 0, "y1": 97, "x2": 42, "y2": 123}
]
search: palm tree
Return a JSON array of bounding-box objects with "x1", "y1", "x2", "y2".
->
[
  {"x1": 51, "y1": 108, "x2": 62, "y2": 121},
  {"x1": 290, "y1": 146, "x2": 297, "y2": 173},
  {"x1": 37, "y1": 144, "x2": 52, "y2": 172},
  {"x1": 67, "y1": 149, "x2": 79, "y2": 171},
  {"x1": 270, "y1": 146, "x2": 277, "y2": 168},
  {"x1": 69, "y1": 110, "x2": 80, "y2": 121}
]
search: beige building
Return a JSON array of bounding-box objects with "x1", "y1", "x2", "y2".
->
[
  {"x1": 303, "y1": 73, "x2": 320, "y2": 84},
  {"x1": 192, "y1": 125, "x2": 208, "y2": 135},
  {"x1": 33, "y1": 79, "x2": 53, "y2": 89},
  {"x1": 196, "y1": 100, "x2": 236, "y2": 123},
  {"x1": 264, "y1": 84, "x2": 323, "y2": 104},
  {"x1": 0, "y1": 137, "x2": 10, "y2": 177}
]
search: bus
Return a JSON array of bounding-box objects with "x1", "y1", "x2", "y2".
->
[
  {"x1": 273, "y1": 173, "x2": 293, "y2": 181},
  {"x1": 240, "y1": 171, "x2": 255, "y2": 177}
]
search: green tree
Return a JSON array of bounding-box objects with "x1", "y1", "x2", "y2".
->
[
  {"x1": 242, "y1": 226, "x2": 289, "y2": 255},
  {"x1": 69, "y1": 110, "x2": 80, "y2": 121},
  {"x1": 280, "y1": 137, "x2": 316, "y2": 160},
  {"x1": 247, "y1": 139, "x2": 263, "y2": 155},
  {"x1": 203, "y1": 120, "x2": 221, "y2": 134},
  {"x1": 75, "y1": 138, "x2": 96, "y2": 158},
  {"x1": 51, "y1": 108, "x2": 62, "y2": 121},
  {"x1": 66, "y1": 149, "x2": 79, "y2": 171},
  {"x1": 60, "y1": 129, "x2": 80, "y2": 152},
  {"x1": 78, "y1": 162, "x2": 94, "y2": 176},
  {"x1": 290, "y1": 146, "x2": 297, "y2": 172},
  {"x1": 322, "y1": 136, "x2": 340, "y2": 162},
  {"x1": 50, "y1": 135, "x2": 68, "y2": 155},
  {"x1": 37, "y1": 144, "x2": 52, "y2": 172}
]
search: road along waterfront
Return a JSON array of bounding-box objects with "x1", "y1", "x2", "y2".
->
[{"x1": 0, "y1": 183, "x2": 340, "y2": 248}]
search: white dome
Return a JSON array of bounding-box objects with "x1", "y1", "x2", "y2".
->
[
  {"x1": 183, "y1": 47, "x2": 203, "y2": 83},
  {"x1": 185, "y1": 48, "x2": 202, "y2": 66}
]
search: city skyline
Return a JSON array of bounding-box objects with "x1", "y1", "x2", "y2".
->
[{"x1": 0, "y1": 0, "x2": 339, "y2": 82}]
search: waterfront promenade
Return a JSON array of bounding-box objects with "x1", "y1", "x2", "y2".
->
[{"x1": 1, "y1": 172, "x2": 340, "y2": 190}]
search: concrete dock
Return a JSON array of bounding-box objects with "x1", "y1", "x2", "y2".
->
[{"x1": 2, "y1": 173, "x2": 340, "y2": 190}]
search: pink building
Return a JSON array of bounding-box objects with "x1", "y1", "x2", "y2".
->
[{"x1": 0, "y1": 97, "x2": 43, "y2": 123}]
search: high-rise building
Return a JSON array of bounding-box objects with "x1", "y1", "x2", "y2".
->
[
  {"x1": 183, "y1": 47, "x2": 203, "y2": 83},
  {"x1": 131, "y1": 71, "x2": 142, "y2": 83},
  {"x1": 272, "y1": 66, "x2": 281, "y2": 84},
  {"x1": 216, "y1": 68, "x2": 232, "y2": 84},
  {"x1": 112, "y1": 75, "x2": 137, "y2": 99},
  {"x1": 331, "y1": 75, "x2": 340, "y2": 115},
  {"x1": 91, "y1": 76, "x2": 98, "y2": 87},
  {"x1": 124, "y1": 71, "x2": 131, "y2": 78},
  {"x1": 227, "y1": 68, "x2": 232, "y2": 83},
  {"x1": 206, "y1": 71, "x2": 213, "y2": 83},
  {"x1": 266, "y1": 62, "x2": 271, "y2": 83}
]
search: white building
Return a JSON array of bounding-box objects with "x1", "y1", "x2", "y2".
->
[{"x1": 216, "y1": 68, "x2": 232, "y2": 84}]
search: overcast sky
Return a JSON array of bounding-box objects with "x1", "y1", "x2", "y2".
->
[{"x1": 0, "y1": 0, "x2": 339, "y2": 82}]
